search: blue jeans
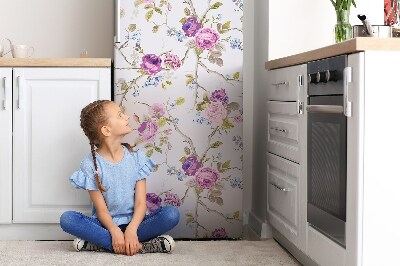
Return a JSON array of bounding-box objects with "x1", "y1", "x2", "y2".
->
[{"x1": 60, "y1": 206, "x2": 179, "y2": 252}]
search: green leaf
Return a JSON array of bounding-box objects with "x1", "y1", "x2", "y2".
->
[
  {"x1": 157, "y1": 117, "x2": 167, "y2": 127},
  {"x1": 196, "y1": 102, "x2": 206, "y2": 111},
  {"x1": 221, "y1": 118, "x2": 234, "y2": 130},
  {"x1": 154, "y1": 146, "x2": 162, "y2": 153},
  {"x1": 128, "y1": 24, "x2": 137, "y2": 32},
  {"x1": 144, "y1": 143, "x2": 153, "y2": 148},
  {"x1": 175, "y1": 97, "x2": 185, "y2": 105},
  {"x1": 195, "y1": 187, "x2": 203, "y2": 195},
  {"x1": 121, "y1": 82, "x2": 129, "y2": 91},
  {"x1": 233, "y1": 211, "x2": 240, "y2": 219},
  {"x1": 184, "y1": 146, "x2": 190, "y2": 155},
  {"x1": 211, "y1": 141, "x2": 223, "y2": 148},
  {"x1": 179, "y1": 156, "x2": 187, "y2": 163},
  {"x1": 227, "y1": 102, "x2": 240, "y2": 111},
  {"x1": 145, "y1": 10, "x2": 154, "y2": 21},
  {"x1": 134, "y1": 0, "x2": 144, "y2": 7},
  {"x1": 180, "y1": 17, "x2": 187, "y2": 24},
  {"x1": 144, "y1": 4, "x2": 153, "y2": 9},
  {"x1": 222, "y1": 160, "x2": 231, "y2": 169},
  {"x1": 155, "y1": 7, "x2": 162, "y2": 14},
  {"x1": 166, "y1": 80, "x2": 172, "y2": 85},
  {"x1": 233, "y1": 72, "x2": 240, "y2": 80},
  {"x1": 211, "y1": 2, "x2": 223, "y2": 9},
  {"x1": 146, "y1": 149, "x2": 154, "y2": 157},
  {"x1": 162, "y1": 83, "x2": 166, "y2": 90},
  {"x1": 222, "y1": 21, "x2": 231, "y2": 31},
  {"x1": 195, "y1": 47, "x2": 203, "y2": 56}
]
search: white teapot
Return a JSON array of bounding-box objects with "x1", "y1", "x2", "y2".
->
[{"x1": 0, "y1": 38, "x2": 12, "y2": 57}]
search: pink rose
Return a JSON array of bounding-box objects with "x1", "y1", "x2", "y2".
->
[
  {"x1": 140, "y1": 54, "x2": 162, "y2": 75},
  {"x1": 164, "y1": 53, "x2": 181, "y2": 70},
  {"x1": 195, "y1": 28, "x2": 220, "y2": 50},
  {"x1": 206, "y1": 101, "x2": 227, "y2": 126},
  {"x1": 138, "y1": 121, "x2": 158, "y2": 142},
  {"x1": 149, "y1": 103, "x2": 165, "y2": 118},
  {"x1": 194, "y1": 167, "x2": 219, "y2": 189},
  {"x1": 234, "y1": 115, "x2": 243, "y2": 123}
]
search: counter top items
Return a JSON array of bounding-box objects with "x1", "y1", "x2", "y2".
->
[
  {"x1": 353, "y1": 14, "x2": 392, "y2": 38},
  {"x1": 265, "y1": 37, "x2": 400, "y2": 70},
  {"x1": 331, "y1": 0, "x2": 357, "y2": 43},
  {"x1": 0, "y1": 58, "x2": 111, "y2": 67},
  {"x1": 11, "y1": 44, "x2": 34, "y2": 58},
  {"x1": 0, "y1": 38, "x2": 12, "y2": 57}
]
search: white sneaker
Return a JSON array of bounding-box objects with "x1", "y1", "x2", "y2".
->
[
  {"x1": 139, "y1": 235, "x2": 175, "y2": 253},
  {"x1": 73, "y1": 238, "x2": 102, "y2": 252}
]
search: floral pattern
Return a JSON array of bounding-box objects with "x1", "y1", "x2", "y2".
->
[{"x1": 115, "y1": 0, "x2": 243, "y2": 238}]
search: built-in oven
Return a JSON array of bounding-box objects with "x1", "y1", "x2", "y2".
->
[{"x1": 306, "y1": 55, "x2": 348, "y2": 248}]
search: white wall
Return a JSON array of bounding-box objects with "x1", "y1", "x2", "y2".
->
[
  {"x1": 269, "y1": 0, "x2": 383, "y2": 59},
  {"x1": 0, "y1": 0, "x2": 114, "y2": 58}
]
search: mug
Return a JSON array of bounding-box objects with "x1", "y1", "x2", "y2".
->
[
  {"x1": 0, "y1": 38, "x2": 12, "y2": 57},
  {"x1": 11, "y1": 44, "x2": 34, "y2": 58}
]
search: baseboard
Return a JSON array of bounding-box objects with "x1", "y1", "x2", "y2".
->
[
  {"x1": 248, "y1": 211, "x2": 272, "y2": 239},
  {"x1": 0, "y1": 224, "x2": 73, "y2": 240},
  {"x1": 272, "y1": 228, "x2": 318, "y2": 266}
]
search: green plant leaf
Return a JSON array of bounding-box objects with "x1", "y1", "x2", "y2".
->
[
  {"x1": 146, "y1": 149, "x2": 154, "y2": 157},
  {"x1": 233, "y1": 211, "x2": 240, "y2": 219},
  {"x1": 154, "y1": 146, "x2": 162, "y2": 153},
  {"x1": 233, "y1": 72, "x2": 240, "y2": 80},
  {"x1": 145, "y1": 10, "x2": 154, "y2": 21},
  {"x1": 134, "y1": 0, "x2": 144, "y2": 7},
  {"x1": 222, "y1": 160, "x2": 231, "y2": 169},
  {"x1": 155, "y1": 7, "x2": 162, "y2": 14},
  {"x1": 180, "y1": 17, "x2": 187, "y2": 24},
  {"x1": 144, "y1": 4, "x2": 153, "y2": 9},
  {"x1": 211, "y1": 2, "x2": 223, "y2": 9},
  {"x1": 128, "y1": 24, "x2": 137, "y2": 32},
  {"x1": 179, "y1": 156, "x2": 187, "y2": 163},
  {"x1": 221, "y1": 118, "x2": 234, "y2": 130},
  {"x1": 211, "y1": 141, "x2": 223, "y2": 148}
]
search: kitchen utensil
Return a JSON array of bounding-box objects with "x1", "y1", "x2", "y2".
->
[
  {"x1": 352, "y1": 14, "x2": 392, "y2": 38},
  {"x1": 11, "y1": 44, "x2": 34, "y2": 58},
  {"x1": 0, "y1": 38, "x2": 12, "y2": 57}
]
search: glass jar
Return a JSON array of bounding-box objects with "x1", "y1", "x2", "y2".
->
[{"x1": 335, "y1": 9, "x2": 352, "y2": 43}]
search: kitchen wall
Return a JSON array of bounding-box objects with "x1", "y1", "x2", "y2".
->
[
  {"x1": 0, "y1": 0, "x2": 114, "y2": 58},
  {"x1": 269, "y1": 0, "x2": 383, "y2": 59}
]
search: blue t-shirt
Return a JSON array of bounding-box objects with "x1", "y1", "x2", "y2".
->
[{"x1": 70, "y1": 146, "x2": 155, "y2": 226}]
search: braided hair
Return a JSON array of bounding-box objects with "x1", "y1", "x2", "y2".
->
[{"x1": 80, "y1": 100, "x2": 134, "y2": 192}]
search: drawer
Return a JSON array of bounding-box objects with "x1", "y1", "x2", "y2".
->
[
  {"x1": 266, "y1": 64, "x2": 306, "y2": 101},
  {"x1": 267, "y1": 153, "x2": 299, "y2": 244},
  {"x1": 267, "y1": 101, "x2": 299, "y2": 163}
]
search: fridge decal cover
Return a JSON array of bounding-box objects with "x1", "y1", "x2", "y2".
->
[{"x1": 114, "y1": 0, "x2": 243, "y2": 238}]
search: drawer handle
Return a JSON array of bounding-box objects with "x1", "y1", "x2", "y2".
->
[
  {"x1": 270, "y1": 181, "x2": 290, "y2": 192},
  {"x1": 272, "y1": 81, "x2": 289, "y2": 87},
  {"x1": 270, "y1": 127, "x2": 288, "y2": 134},
  {"x1": 2, "y1": 77, "x2": 7, "y2": 110}
]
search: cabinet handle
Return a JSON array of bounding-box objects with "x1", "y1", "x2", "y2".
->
[
  {"x1": 2, "y1": 77, "x2": 6, "y2": 110},
  {"x1": 269, "y1": 181, "x2": 290, "y2": 192},
  {"x1": 17, "y1": 76, "x2": 23, "y2": 109},
  {"x1": 272, "y1": 81, "x2": 289, "y2": 87},
  {"x1": 270, "y1": 127, "x2": 288, "y2": 134}
]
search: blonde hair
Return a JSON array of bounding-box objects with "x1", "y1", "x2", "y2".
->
[{"x1": 80, "y1": 100, "x2": 133, "y2": 192}]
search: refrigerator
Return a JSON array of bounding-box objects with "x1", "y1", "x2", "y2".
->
[{"x1": 113, "y1": 0, "x2": 243, "y2": 239}]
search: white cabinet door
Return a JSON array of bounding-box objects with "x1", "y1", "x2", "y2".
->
[
  {"x1": 0, "y1": 68, "x2": 12, "y2": 224},
  {"x1": 13, "y1": 67, "x2": 111, "y2": 223}
]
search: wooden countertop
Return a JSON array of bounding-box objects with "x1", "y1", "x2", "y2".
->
[
  {"x1": 0, "y1": 58, "x2": 112, "y2": 67},
  {"x1": 265, "y1": 37, "x2": 400, "y2": 70}
]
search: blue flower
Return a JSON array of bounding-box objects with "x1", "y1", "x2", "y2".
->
[
  {"x1": 176, "y1": 169, "x2": 185, "y2": 181},
  {"x1": 230, "y1": 38, "x2": 243, "y2": 50},
  {"x1": 143, "y1": 73, "x2": 164, "y2": 88},
  {"x1": 230, "y1": 177, "x2": 243, "y2": 189},
  {"x1": 132, "y1": 90, "x2": 140, "y2": 97}
]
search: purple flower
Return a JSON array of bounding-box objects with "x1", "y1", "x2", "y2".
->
[
  {"x1": 210, "y1": 88, "x2": 229, "y2": 106},
  {"x1": 140, "y1": 54, "x2": 162, "y2": 75},
  {"x1": 194, "y1": 167, "x2": 219, "y2": 189},
  {"x1": 195, "y1": 28, "x2": 220, "y2": 50},
  {"x1": 182, "y1": 17, "x2": 202, "y2": 37},
  {"x1": 211, "y1": 228, "x2": 227, "y2": 238},
  {"x1": 206, "y1": 101, "x2": 227, "y2": 126},
  {"x1": 182, "y1": 156, "x2": 202, "y2": 176},
  {"x1": 164, "y1": 192, "x2": 181, "y2": 207},
  {"x1": 164, "y1": 52, "x2": 181, "y2": 70},
  {"x1": 138, "y1": 121, "x2": 158, "y2": 142},
  {"x1": 146, "y1": 192, "x2": 162, "y2": 213},
  {"x1": 148, "y1": 103, "x2": 165, "y2": 118}
]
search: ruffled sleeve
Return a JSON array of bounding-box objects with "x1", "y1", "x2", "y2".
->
[
  {"x1": 70, "y1": 158, "x2": 99, "y2": 190},
  {"x1": 135, "y1": 150, "x2": 156, "y2": 180}
]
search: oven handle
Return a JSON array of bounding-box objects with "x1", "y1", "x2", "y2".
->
[{"x1": 306, "y1": 105, "x2": 343, "y2": 114}]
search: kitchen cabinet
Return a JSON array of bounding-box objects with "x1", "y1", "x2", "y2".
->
[
  {"x1": 265, "y1": 64, "x2": 307, "y2": 252},
  {"x1": 266, "y1": 39, "x2": 400, "y2": 266},
  {"x1": 0, "y1": 66, "x2": 110, "y2": 239}
]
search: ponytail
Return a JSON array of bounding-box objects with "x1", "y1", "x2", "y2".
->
[
  {"x1": 121, "y1": 142, "x2": 134, "y2": 152},
  {"x1": 90, "y1": 143, "x2": 107, "y2": 192}
]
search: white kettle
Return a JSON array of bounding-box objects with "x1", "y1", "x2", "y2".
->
[{"x1": 0, "y1": 38, "x2": 12, "y2": 57}]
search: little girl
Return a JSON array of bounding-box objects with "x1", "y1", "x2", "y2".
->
[{"x1": 60, "y1": 100, "x2": 179, "y2": 256}]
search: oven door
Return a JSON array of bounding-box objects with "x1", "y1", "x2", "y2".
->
[{"x1": 306, "y1": 95, "x2": 347, "y2": 248}]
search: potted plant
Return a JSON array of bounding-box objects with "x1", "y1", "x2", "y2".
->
[{"x1": 331, "y1": 0, "x2": 357, "y2": 42}]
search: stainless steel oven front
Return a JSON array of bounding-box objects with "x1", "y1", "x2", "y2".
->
[{"x1": 306, "y1": 55, "x2": 347, "y2": 248}]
